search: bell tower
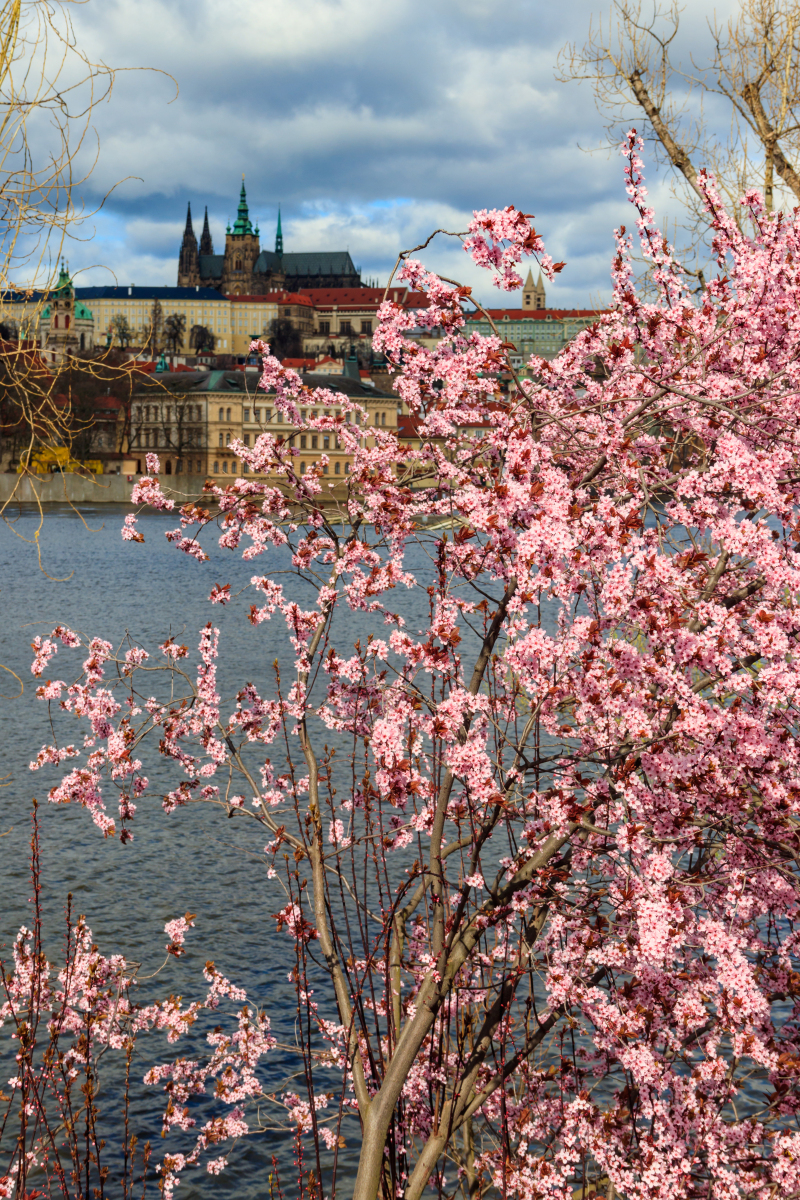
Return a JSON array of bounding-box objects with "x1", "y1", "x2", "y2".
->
[
  {"x1": 221, "y1": 176, "x2": 262, "y2": 295},
  {"x1": 522, "y1": 268, "x2": 546, "y2": 310}
]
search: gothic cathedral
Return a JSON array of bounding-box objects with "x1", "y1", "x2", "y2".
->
[{"x1": 177, "y1": 178, "x2": 362, "y2": 295}]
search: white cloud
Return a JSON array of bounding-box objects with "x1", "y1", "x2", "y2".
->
[{"x1": 21, "y1": 0, "x2": 758, "y2": 305}]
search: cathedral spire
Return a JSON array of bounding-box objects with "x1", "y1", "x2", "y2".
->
[
  {"x1": 232, "y1": 175, "x2": 253, "y2": 236},
  {"x1": 178, "y1": 200, "x2": 200, "y2": 286},
  {"x1": 199, "y1": 205, "x2": 214, "y2": 256},
  {"x1": 275, "y1": 206, "x2": 283, "y2": 255}
]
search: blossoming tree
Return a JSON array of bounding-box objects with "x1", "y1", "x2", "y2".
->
[{"x1": 11, "y1": 134, "x2": 800, "y2": 1200}]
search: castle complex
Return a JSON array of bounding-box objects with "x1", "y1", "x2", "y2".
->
[{"x1": 177, "y1": 178, "x2": 363, "y2": 294}]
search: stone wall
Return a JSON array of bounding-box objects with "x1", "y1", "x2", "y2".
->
[{"x1": 0, "y1": 474, "x2": 209, "y2": 505}]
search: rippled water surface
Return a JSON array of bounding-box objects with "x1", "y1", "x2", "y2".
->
[{"x1": 0, "y1": 504, "x2": 444, "y2": 1198}]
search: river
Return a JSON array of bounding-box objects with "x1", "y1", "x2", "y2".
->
[{"x1": 0, "y1": 502, "x2": 432, "y2": 1199}]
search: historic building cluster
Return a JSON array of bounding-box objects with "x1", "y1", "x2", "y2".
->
[
  {"x1": 177, "y1": 179, "x2": 362, "y2": 294},
  {"x1": 3, "y1": 178, "x2": 598, "y2": 370},
  {"x1": 0, "y1": 177, "x2": 602, "y2": 483}
]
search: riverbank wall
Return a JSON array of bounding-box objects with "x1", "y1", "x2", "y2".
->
[{"x1": 0, "y1": 474, "x2": 209, "y2": 505}]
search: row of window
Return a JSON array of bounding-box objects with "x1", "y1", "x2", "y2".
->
[
  {"x1": 316, "y1": 320, "x2": 372, "y2": 335},
  {"x1": 299, "y1": 461, "x2": 349, "y2": 475},
  {"x1": 208, "y1": 459, "x2": 353, "y2": 477},
  {"x1": 238, "y1": 407, "x2": 392, "y2": 427},
  {"x1": 135, "y1": 459, "x2": 205, "y2": 474},
  {"x1": 134, "y1": 404, "x2": 203, "y2": 422},
  {"x1": 134, "y1": 429, "x2": 203, "y2": 448}
]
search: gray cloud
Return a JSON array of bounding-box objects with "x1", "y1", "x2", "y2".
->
[{"x1": 51, "y1": 0, "x2": 742, "y2": 305}]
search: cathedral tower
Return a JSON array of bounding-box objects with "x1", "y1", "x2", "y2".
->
[
  {"x1": 221, "y1": 177, "x2": 266, "y2": 295},
  {"x1": 177, "y1": 202, "x2": 200, "y2": 286}
]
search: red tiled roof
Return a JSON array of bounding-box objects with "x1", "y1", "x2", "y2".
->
[
  {"x1": 403, "y1": 291, "x2": 431, "y2": 308},
  {"x1": 282, "y1": 357, "x2": 317, "y2": 369},
  {"x1": 470, "y1": 308, "x2": 601, "y2": 320},
  {"x1": 397, "y1": 414, "x2": 423, "y2": 437},
  {"x1": 298, "y1": 287, "x2": 407, "y2": 305},
  {"x1": 226, "y1": 292, "x2": 313, "y2": 306}
]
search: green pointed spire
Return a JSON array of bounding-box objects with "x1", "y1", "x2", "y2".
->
[
  {"x1": 232, "y1": 174, "x2": 253, "y2": 236},
  {"x1": 275, "y1": 206, "x2": 283, "y2": 255},
  {"x1": 54, "y1": 258, "x2": 73, "y2": 295}
]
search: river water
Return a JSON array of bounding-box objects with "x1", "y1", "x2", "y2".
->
[{"x1": 0, "y1": 503, "x2": 442, "y2": 1198}]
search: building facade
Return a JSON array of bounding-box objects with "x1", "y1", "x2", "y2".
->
[
  {"x1": 177, "y1": 179, "x2": 363, "y2": 295},
  {"x1": 462, "y1": 272, "x2": 599, "y2": 367},
  {"x1": 2, "y1": 266, "x2": 95, "y2": 364},
  {"x1": 128, "y1": 392, "x2": 208, "y2": 476},
  {"x1": 73, "y1": 286, "x2": 234, "y2": 353},
  {"x1": 129, "y1": 370, "x2": 398, "y2": 488}
]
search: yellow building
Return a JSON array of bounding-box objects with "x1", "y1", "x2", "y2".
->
[
  {"x1": 79, "y1": 285, "x2": 234, "y2": 354},
  {"x1": 132, "y1": 369, "x2": 398, "y2": 491}
]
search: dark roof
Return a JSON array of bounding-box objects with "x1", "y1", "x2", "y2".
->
[
  {"x1": 302, "y1": 372, "x2": 394, "y2": 399},
  {"x1": 133, "y1": 371, "x2": 209, "y2": 393},
  {"x1": 281, "y1": 252, "x2": 358, "y2": 277},
  {"x1": 74, "y1": 285, "x2": 223, "y2": 301},
  {"x1": 199, "y1": 255, "x2": 225, "y2": 278},
  {"x1": 253, "y1": 250, "x2": 282, "y2": 273}
]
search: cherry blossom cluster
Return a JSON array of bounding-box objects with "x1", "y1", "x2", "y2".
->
[
  {"x1": 1, "y1": 888, "x2": 273, "y2": 1199},
  {"x1": 24, "y1": 134, "x2": 800, "y2": 1199}
]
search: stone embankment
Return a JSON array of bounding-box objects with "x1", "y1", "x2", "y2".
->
[{"x1": 0, "y1": 474, "x2": 209, "y2": 505}]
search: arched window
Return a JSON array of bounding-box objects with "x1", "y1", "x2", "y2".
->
[
  {"x1": 223, "y1": 461, "x2": 228, "y2": 473},
  {"x1": 311, "y1": 435, "x2": 318, "y2": 450},
  {"x1": 345, "y1": 462, "x2": 350, "y2": 474},
  {"x1": 54, "y1": 315, "x2": 59, "y2": 329},
  {"x1": 323, "y1": 463, "x2": 328, "y2": 474},
  {"x1": 80, "y1": 333, "x2": 85, "y2": 350},
  {"x1": 381, "y1": 411, "x2": 386, "y2": 426},
  {"x1": 165, "y1": 460, "x2": 172, "y2": 475},
  {"x1": 226, "y1": 407, "x2": 231, "y2": 421},
  {"x1": 235, "y1": 258, "x2": 242, "y2": 271},
  {"x1": 300, "y1": 435, "x2": 307, "y2": 449},
  {"x1": 300, "y1": 462, "x2": 306, "y2": 474},
  {"x1": 65, "y1": 316, "x2": 70, "y2": 330},
  {"x1": 242, "y1": 463, "x2": 249, "y2": 474},
  {"x1": 335, "y1": 461, "x2": 340, "y2": 474},
  {"x1": 218, "y1": 432, "x2": 223, "y2": 447},
  {"x1": 213, "y1": 460, "x2": 219, "y2": 473},
  {"x1": 374, "y1": 412, "x2": 380, "y2": 426},
  {"x1": 218, "y1": 407, "x2": 224, "y2": 421}
]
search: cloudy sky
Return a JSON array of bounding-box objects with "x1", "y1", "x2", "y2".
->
[{"x1": 55, "y1": 0, "x2": 740, "y2": 306}]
